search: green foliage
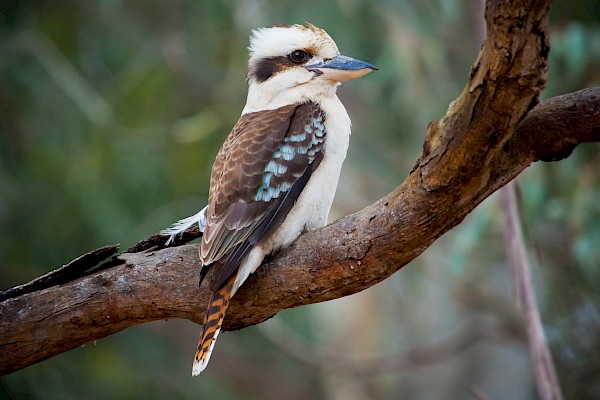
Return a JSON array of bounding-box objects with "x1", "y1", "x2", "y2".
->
[{"x1": 1, "y1": 1, "x2": 599, "y2": 399}]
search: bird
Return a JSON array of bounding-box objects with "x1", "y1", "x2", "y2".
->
[{"x1": 162, "y1": 23, "x2": 377, "y2": 376}]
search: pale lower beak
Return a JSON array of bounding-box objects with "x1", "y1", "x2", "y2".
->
[{"x1": 306, "y1": 55, "x2": 378, "y2": 82}]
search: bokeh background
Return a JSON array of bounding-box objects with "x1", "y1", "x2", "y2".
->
[{"x1": 1, "y1": 1, "x2": 599, "y2": 399}]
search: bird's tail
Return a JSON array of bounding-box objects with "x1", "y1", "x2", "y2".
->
[{"x1": 192, "y1": 271, "x2": 237, "y2": 376}]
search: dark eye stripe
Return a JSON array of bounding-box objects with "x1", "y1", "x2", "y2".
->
[
  {"x1": 248, "y1": 50, "x2": 312, "y2": 83},
  {"x1": 248, "y1": 56, "x2": 288, "y2": 83}
]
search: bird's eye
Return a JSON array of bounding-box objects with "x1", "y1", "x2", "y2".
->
[{"x1": 289, "y1": 50, "x2": 309, "y2": 64}]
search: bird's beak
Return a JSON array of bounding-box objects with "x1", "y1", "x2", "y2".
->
[{"x1": 306, "y1": 55, "x2": 378, "y2": 82}]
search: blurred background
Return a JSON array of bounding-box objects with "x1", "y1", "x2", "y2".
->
[{"x1": 0, "y1": 0, "x2": 599, "y2": 399}]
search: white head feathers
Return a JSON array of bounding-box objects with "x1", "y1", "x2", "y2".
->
[{"x1": 248, "y1": 23, "x2": 339, "y2": 64}]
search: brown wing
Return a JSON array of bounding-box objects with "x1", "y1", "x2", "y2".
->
[{"x1": 201, "y1": 102, "x2": 326, "y2": 291}]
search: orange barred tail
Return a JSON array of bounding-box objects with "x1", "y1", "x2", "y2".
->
[{"x1": 191, "y1": 272, "x2": 237, "y2": 376}]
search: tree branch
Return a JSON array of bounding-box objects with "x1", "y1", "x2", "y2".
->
[
  {"x1": 502, "y1": 181, "x2": 564, "y2": 400},
  {"x1": 2, "y1": 0, "x2": 599, "y2": 376}
]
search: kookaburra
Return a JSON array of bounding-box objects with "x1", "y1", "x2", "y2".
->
[{"x1": 163, "y1": 23, "x2": 377, "y2": 376}]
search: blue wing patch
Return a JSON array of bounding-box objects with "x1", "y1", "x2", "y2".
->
[{"x1": 254, "y1": 114, "x2": 326, "y2": 202}]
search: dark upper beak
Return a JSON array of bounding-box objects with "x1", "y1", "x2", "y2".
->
[{"x1": 306, "y1": 55, "x2": 378, "y2": 82}]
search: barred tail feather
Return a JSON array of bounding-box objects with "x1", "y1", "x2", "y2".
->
[{"x1": 192, "y1": 272, "x2": 237, "y2": 376}]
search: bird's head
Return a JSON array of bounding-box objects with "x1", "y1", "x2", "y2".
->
[{"x1": 243, "y1": 23, "x2": 377, "y2": 112}]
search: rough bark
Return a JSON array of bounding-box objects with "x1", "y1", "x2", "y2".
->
[{"x1": 1, "y1": 0, "x2": 599, "y2": 376}]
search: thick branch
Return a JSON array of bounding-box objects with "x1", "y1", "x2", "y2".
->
[{"x1": 2, "y1": 0, "x2": 599, "y2": 376}]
